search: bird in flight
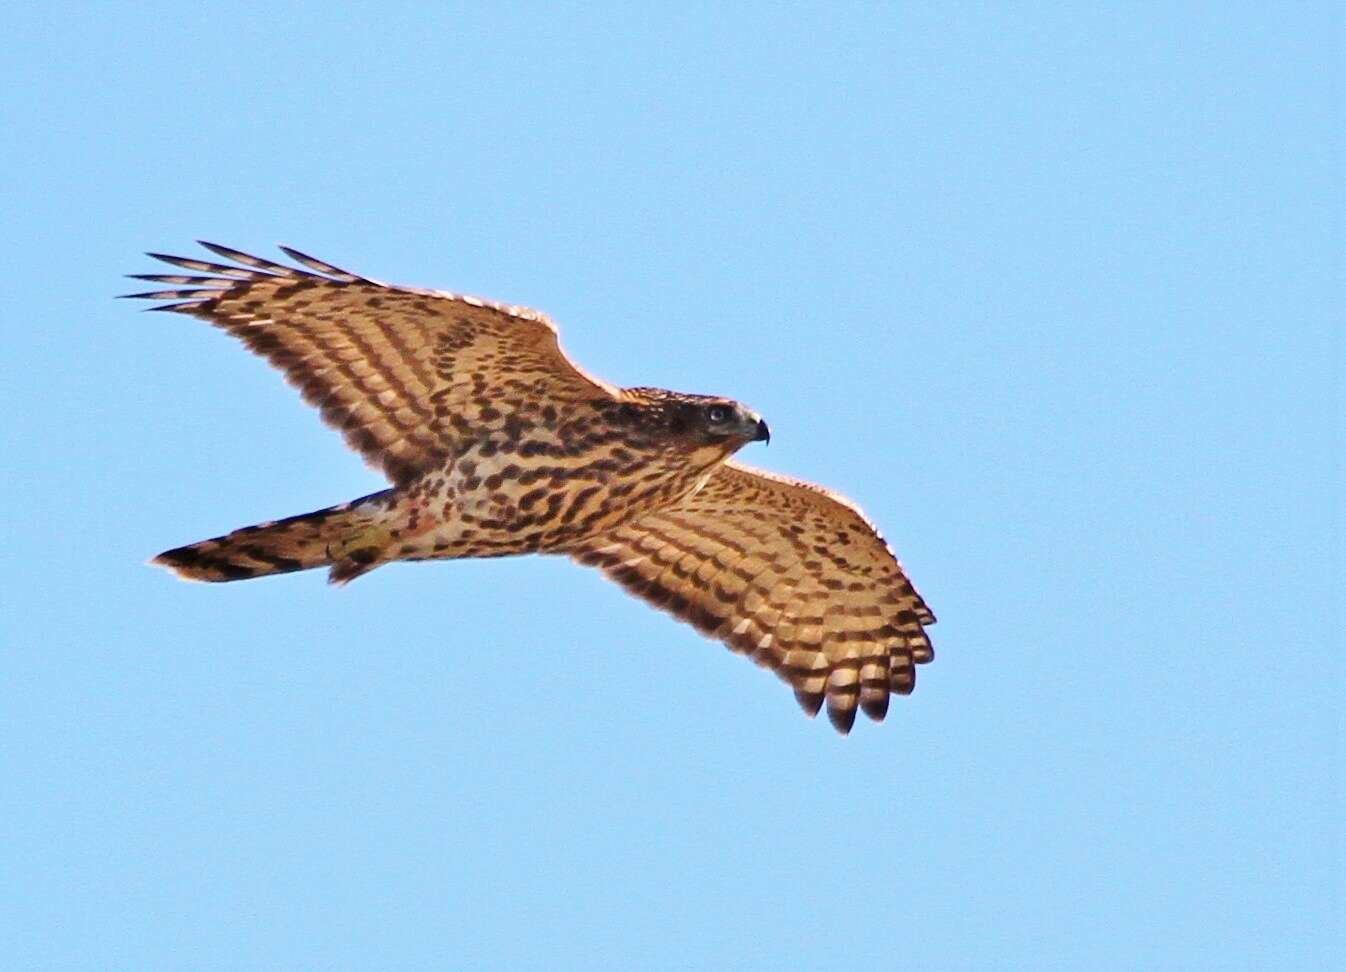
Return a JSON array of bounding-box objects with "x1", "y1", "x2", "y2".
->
[{"x1": 125, "y1": 242, "x2": 935, "y2": 732}]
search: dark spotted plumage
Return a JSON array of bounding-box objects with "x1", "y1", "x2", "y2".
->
[{"x1": 130, "y1": 243, "x2": 935, "y2": 733}]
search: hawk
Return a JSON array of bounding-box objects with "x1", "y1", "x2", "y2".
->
[{"x1": 126, "y1": 242, "x2": 936, "y2": 733}]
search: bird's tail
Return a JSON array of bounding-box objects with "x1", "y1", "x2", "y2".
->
[{"x1": 152, "y1": 490, "x2": 396, "y2": 585}]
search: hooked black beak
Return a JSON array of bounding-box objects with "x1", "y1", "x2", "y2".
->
[{"x1": 753, "y1": 418, "x2": 771, "y2": 444}]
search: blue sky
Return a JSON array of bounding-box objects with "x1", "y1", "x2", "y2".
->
[{"x1": 2, "y1": 3, "x2": 1340, "y2": 968}]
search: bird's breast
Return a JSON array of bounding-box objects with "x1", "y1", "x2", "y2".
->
[{"x1": 446, "y1": 430, "x2": 717, "y2": 547}]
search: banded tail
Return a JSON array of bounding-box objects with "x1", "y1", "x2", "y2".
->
[{"x1": 152, "y1": 490, "x2": 395, "y2": 585}]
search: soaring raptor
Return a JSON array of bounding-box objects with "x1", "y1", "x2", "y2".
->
[{"x1": 126, "y1": 242, "x2": 936, "y2": 733}]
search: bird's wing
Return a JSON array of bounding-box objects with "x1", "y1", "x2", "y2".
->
[
  {"x1": 569, "y1": 460, "x2": 935, "y2": 733},
  {"x1": 123, "y1": 242, "x2": 620, "y2": 485}
]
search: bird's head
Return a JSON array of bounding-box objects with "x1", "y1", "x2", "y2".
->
[{"x1": 615, "y1": 389, "x2": 770, "y2": 451}]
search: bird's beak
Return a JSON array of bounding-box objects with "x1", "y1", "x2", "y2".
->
[{"x1": 753, "y1": 418, "x2": 771, "y2": 444}]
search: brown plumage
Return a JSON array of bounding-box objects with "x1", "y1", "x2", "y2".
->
[{"x1": 128, "y1": 242, "x2": 936, "y2": 732}]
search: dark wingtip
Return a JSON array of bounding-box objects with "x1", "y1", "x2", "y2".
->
[
  {"x1": 793, "y1": 689, "x2": 824, "y2": 717},
  {"x1": 195, "y1": 240, "x2": 250, "y2": 264},
  {"x1": 860, "y1": 695, "x2": 890, "y2": 722},
  {"x1": 140, "y1": 302, "x2": 206, "y2": 313},
  {"x1": 118, "y1": 289, "x2": 202, "y2": 300},
  {"x1": 826, "y1": 703, "x2": 858, "y2": 734},
  {"x1": 277, "y1": 244, "x2": 363, "y2": 281}
]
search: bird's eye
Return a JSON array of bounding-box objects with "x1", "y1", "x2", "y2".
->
[{"x1": 707, "y1": 406, "x2": 730, "y2": 424}]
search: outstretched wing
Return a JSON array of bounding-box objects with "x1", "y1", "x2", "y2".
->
[
  {"x1": 569, "y1": 460, "x2": 935, "y2": 733},
  {"x1": 123, "y1": 242, "x2": 620, "y2": 485}
]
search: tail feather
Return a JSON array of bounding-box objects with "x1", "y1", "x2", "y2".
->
[{"x1": 153, "y1": 490, "x2": 393, "y2": 583}]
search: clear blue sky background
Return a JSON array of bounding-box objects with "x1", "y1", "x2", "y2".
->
[{"x1": 2, "y1": 3, "x2": 1340, "y2": 969}]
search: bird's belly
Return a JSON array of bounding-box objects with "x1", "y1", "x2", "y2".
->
[{"x1": 404, "y1": 449, "x2": 707, "y2": 560}]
